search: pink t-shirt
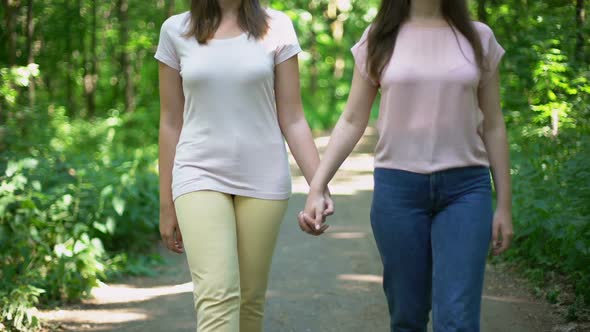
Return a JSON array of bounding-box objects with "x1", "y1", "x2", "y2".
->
[
  {"x1": 351, "y1": 21, "x2": 505, "y2": 173},
  {"x1": 155, "y1": 9, "x2": 301, "y2": 201}
]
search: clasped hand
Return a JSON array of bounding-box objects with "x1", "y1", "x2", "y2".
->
[{"x1": 298, "y1": 187, "x2": 334, "y2": 236}]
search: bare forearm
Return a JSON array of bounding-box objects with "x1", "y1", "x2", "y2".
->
[
  {"x1": 159, "y1": 123, "x2": 181, "y2": 209},
  {"x1": 310, "y1": 116, "x2": 368, "y2": 192},
  {"x1": 483, "y1": 125, "x2": 512, "y2": 210},
  {"x1": 281, "y1": 117, "x2": 320, "y2": 184},
  {"x1": 307, "y1": 68, "x2": 376, "y2": 193}
]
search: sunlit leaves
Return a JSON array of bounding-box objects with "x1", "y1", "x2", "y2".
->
[{"x1": 0, "y1": 65, "x2": 39, "y2": 105}]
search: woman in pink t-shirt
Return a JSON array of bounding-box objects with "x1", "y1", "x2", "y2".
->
[
  {"x1": 299, "y1": 0, "x2": 514, "y2": 330},
  {"x1": 155, "y1": 0, "x2": 333, "y2": 331}
]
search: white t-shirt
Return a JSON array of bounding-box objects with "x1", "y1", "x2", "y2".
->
[{"x1": 155, "y1": 9, "x2": 301, "y2": 201}]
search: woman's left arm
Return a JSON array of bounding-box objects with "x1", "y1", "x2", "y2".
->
[
  {"x1": 479, "y1": 69, "x2": 514, "y2": 255},
  {"x1": 275, "y1": 56, "x2": 334, "y2": 224}
]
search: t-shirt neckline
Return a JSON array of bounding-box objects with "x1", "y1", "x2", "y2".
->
[
  {"x1": 402, "y1": 19, "x2": 452, "y2": 29},
  {"x1": 210, "y1": 32, "x2": 248, "y2": 42}
]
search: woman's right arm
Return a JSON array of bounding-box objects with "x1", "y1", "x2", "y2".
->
[
  {"x1": 302, "y1": 67, "x2": 378, "y2": 228},
  {"x1": 158, "y1": 62, "x2": 185, "y2": 253}
]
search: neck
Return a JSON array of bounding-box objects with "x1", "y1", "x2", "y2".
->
[
  {"x1": 410, "y1": 0, "x2": 443, "y2": 19},
  {"x1": 217, "y1": 0, "x2": 241, "y2": 15}
]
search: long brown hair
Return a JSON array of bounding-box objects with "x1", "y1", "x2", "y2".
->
[
  {"x1": 366, "y1": 0, "x2": 484, "y2": 82},
  {"x1": 185, "y1": 0, "x2": 269, "y2": 44}
]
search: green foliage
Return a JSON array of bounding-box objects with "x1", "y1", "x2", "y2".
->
[
  {"x1": 0, "y1": 157, "x2": 104, "y2": 330},
  {"x1": 0, "y1": 285, "x2": 44, "y2": 331},
  {"x1": 529, "y1": 42, "x2": 578, "y2": 135},
  {"x1": 271, "y1": 0, "x2": 380, "y2": 129},
  {"x1": 106, "y1": 252, "x2": 167, "y2": 278},
  {"x1": 0, "y1": 64, "x2": 39, "y2": 106},
  {"x1": 1, "y1": 0, "x2": 590, "y2": 330},
  {"x1": 0, "y1": 67, "x2": 160, "y2": 330},
  {"x1": 485, "y1": 1, "x2": 590, "y2": 312},
  {"x1": 509, "y1": 131, "x2": 590, "y2": 304}
]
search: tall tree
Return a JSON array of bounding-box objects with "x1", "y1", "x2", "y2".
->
[
  {"x1": 167, "y1": 0, "x2": 175, "y2": 18},
  {"x1": 576, "y1": 0, "x2": 586, "y2": 61},
  {"x1": 84, "y1": 0, "x2": 97, "y2": 117},
  {"x1": 65, "y1": 0, "x2": 76, "y2": 115},
  {"x1": 477, "y1": 0, "x2": 488, "y2": 22},
  {"x1": 308, "y1": 1, "x2": 319, "y2": 95},
  {"x1": 119, "y1": 0, "x2": 134, "y2": 113},
  {"x1": 25, "y1": 0, "x2": 35, "y2": 107},
  {"x1": 3, "y1": 0, "x2": 17, "y2": 66}
]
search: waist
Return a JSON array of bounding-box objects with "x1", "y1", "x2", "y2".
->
[{"x1": 373, "y1": 165, "x2": 491, "y2": 196}]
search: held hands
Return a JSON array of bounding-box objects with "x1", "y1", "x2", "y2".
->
[
  {"x1": 297, "y1": 187, "x2": 515, "y2": 254},
  {"x1": 298, "y1": 188, "x2": 334, "y2": 236}
]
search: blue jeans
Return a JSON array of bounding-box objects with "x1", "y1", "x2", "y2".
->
[{"x1": 370, "y1": 167, "x2": 493, "y2": 332}]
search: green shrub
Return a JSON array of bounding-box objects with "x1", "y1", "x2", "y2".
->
[{"x1": 1, "y1": 67, "x2": 160, "y2": 330}]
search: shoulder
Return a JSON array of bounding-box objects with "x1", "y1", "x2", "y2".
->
[
  {"x1": 161, "y1": 12, "x2": 191, "y2": 35},
  {"x1": 472, "y1": 21, "x2": 496, "y2": 39},
  {"x1": 265, "y1": 8, "x2": 295, "y2": 27},
  {"x1": 471, "y1": 21, "x2": 503, "y2": 55},
  {"x1": 264, "y1": 8, "x2": 299, "y2": 42},
  {"x1": 265, "y1": 8, "x2": 291, "y2": 22},
  {"x1": 353, "y1": 25, "x2": 371, "y2": 48},
  {"x1": 360, "y1": 25, "x2": 372, "y2": 39}
]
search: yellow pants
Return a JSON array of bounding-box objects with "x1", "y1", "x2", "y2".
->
[{"x1": 174, "y1": 191, "x2": 288, "y2": 332}]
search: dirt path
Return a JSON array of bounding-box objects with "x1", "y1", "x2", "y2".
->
[{"x1": 39, "y1": 129, "x2": 569, "y2": 332}]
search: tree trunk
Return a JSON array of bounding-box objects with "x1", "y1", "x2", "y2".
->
[
  {"x1": 166, "y1": 0, "x2": 175, "y2": 18},
  {"x1": 0, "y1": 0, "x2": 7, "y2": 130},
  {"x1": 3, "y1": 0, "x2": 17, "y2": 66},
  {"x1": 119, "y1": 0, "x2": 134, "y2": 113},
  {"x1": 551, "y1": 108, "x2": 559, "y2": 138},
  {"x1": 0, "y1": 96, "x2": 4, "y2": 151},
  {"x1": 328, "y1": 0, "x2": 344, "y2": 114},
  {"x1": 308, "y1": 2, "x2": 319, "y2": 95},
  {"x1": 478, "y1": 0, "x2": 488, "y2": 23},
  {"x1": 80, "y1": 0, "x2": 88, "y2": 117},
  {"x1": 26, "y1": 0, "x2": 35, "y2": 108},
  {"x1": 576, "y1": 0, "x2": 586, "y2": 61},
  {"x1": 85, "y1": 0, "x2": 97, "y2": 118},
  {"x1": 329, "y1": 0, "x2": 344, "y2": 80},
  {"x1": 65, "y1": 0, "x2": 75, "y2": 115}
]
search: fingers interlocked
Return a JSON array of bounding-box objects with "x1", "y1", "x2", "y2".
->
[{"x1": 298, "y1": 210, "x2": 329, "y2": 236}]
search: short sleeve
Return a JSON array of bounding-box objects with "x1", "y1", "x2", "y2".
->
[
  {"x1": 274, "y1": 13, "x2": 302, "y2": 65},
  {"x1": 155, "y1": 19, "x2": 180, "y2": 71},
  {"x1": 479, "y1": 25, "x2": 505, "y2": 86},
  {"x1": 351, "y1": 26, "x2": 378, "y2": 86}
]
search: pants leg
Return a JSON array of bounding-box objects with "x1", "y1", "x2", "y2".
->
[
  {"x1": 370, "y1": 168, "x2": 433, "y2": 332},
  {"x1": 174, "y1": 191, "x2": 241, "y2": 332},
  {"x1": 431, "y1": 168, "x2": 493, "y2": 332},
  {"x1": 234, "y1": 196, "x2": 288, "y2": 332}
]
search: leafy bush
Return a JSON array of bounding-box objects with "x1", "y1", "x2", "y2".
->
[
  {"x1": 483, "y1": 2, "x2": 590, "y2": 312},
  {"x1": 1, "y1": 67, "x2": 160, "y2": 331},
  {"x1": 509, "y1": 131, "x2": 590, "y2": 305}
]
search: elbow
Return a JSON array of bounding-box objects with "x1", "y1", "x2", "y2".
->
[
  {"x1": 483, "y1": 122, "x2": 506, "y2": 137},
  {"x1": 346, "y1": 114, "x2": 369, "y2": 129},
  {"x1": 482, "y1": 124, "x2": 508, "y2": 147},
  {"x1": 482, "y1": 114, "x2": 507, "y2": 135},
  {"x1": 341, "y1": 108, "x2": 370, "y2": 133},
  {"x1": 160, "y1": 108, "x2": 183, "y2": 130},
  {"x1": 278, "y1": 106, "x2": 306, "y2": 133},
  {"x1": 160, "y1": 116, "x2": 183, "y2": 134}
]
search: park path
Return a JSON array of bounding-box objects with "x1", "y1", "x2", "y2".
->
[{"x1": 38, "y1": 128, "x2": 568, "y2": 332}]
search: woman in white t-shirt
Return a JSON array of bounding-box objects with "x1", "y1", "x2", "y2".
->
[{"x1": 155, "y1": 1, "x2": 332, "y2": 331}]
